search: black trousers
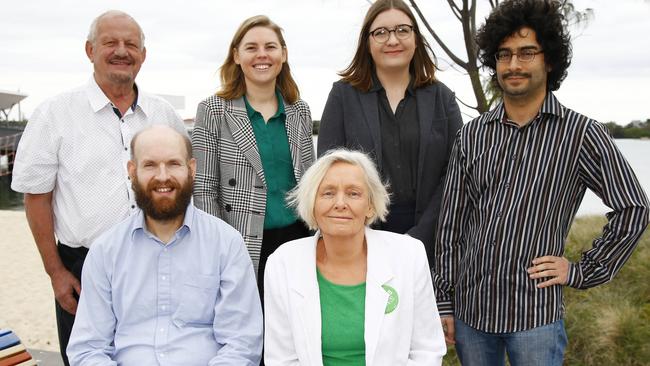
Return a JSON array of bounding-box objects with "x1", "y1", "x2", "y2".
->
[
  {"x1": 257, "y1": 220, "x2": 310, "y2": 306},
  {"x1": 55, "y1": 243, "x2": 88, "y2": 366},
  {"x1": 377, "y1": 201, "x2": 416, "y2": 234},
  {"x1": 256, "y1": 221, "x2": 310, "y2": 366}
]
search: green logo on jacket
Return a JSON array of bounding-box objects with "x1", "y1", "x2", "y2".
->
[{"x1": 382, "y1": 284, "x2": 399, "y2": 314}]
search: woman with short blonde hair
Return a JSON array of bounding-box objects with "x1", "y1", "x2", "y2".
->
[{"x1": 265, "y1": 149, "x2": 446, "y2": 365}]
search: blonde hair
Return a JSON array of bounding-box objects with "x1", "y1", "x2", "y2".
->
[
  {"x1": 287, "y1": 149, "x2": 390, "y2": 230},
  {"x1": 217, "y1": 15, "x2": 300, "y2": 103}
]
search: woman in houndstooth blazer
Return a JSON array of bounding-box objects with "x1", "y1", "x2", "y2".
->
[{"x1": 192, "y1": 15, "x2": 314, "y2": 294}]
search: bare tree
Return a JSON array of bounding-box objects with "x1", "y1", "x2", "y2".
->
[{"x1": 408, "y1": 0, "x2": 592, "y2": 114}]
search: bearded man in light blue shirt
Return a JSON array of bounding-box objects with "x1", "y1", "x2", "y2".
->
[{"x1": 67, "y1": 125, "x2": 263, "y2": 365}]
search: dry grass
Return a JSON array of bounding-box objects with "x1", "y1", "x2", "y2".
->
[{"x1": 564, "y1": 216, "x2": 650, "y2": 365}]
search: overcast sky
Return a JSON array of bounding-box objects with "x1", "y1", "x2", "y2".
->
[{"x1": 1, "y1": 0, "x2": 649, "y2": 124}]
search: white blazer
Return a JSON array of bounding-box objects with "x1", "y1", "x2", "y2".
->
[{"x1": 264, "y1": 228, "x2": 446, "y2": 366}]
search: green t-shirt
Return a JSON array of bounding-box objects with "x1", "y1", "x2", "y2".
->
[
  {"x1": 317, "y1": 269, "x2": 366, "y2": 366},
  {"x1": 244, "y1": 92, "x2": 297, "y2": 229}
]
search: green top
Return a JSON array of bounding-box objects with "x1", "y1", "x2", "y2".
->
[
  {"x1": 244, "y1": 91, "x2": 298, "y2": 229},
  {"x1": 317, "y1": 269, "x2": 366, "y2": 366}
]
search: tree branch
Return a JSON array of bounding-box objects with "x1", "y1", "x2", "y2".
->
[
  {"x1": 469, "y1": 0, "x2": 477, "y2": 41},
  {"x1": 409, "y1": 0, "x2": 468, "y2": 69},
  {"x1": 447, "y1": 0, "x2": 463, "y2": 21},
  {"x1": 456, "y1": 95, "x2": 478, "y2": 110}
]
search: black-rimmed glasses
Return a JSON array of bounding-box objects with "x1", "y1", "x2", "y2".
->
[
  {"x1": 495, "y1": 49, "x2": 544, "y2": 63},
  {"x1": 369, "y1": 24, "x2": 414, "y2": 43}
]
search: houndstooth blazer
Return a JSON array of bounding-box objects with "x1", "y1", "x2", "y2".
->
[{"x1": 192, "y1": 95, "x2": 315, "y2": 274}]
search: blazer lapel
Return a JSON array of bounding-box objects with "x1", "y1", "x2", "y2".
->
[
  {"x1": 289, "y1": 233, "x2": 323, "y2": 366},
  {"x1": 226, "y1": 97, "x2": 266, "y2": 185},
  {"x1": 358, "y1": 91, "x2": 382, "y2": 165},
  {"x1": 364, "y1": 228, "x2": 394, "y2": 365},
  {"x1": 284, "y1": 100, "x2": 302, "y2": 181}
]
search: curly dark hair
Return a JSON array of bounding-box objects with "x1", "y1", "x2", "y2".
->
[{"x1": 476, "y1": 0, "x2": 572, "y2": 91}]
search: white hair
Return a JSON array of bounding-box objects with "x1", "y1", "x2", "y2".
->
[
  {"x1": 287, "y1": 149, "x2": 390, "y2": 230},
  {"x1": 87, "y1": 10, "x2": 145, "y2": 49}
]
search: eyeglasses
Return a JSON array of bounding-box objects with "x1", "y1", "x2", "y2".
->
[
  {"x1": 495, "y1": 49, "x2": 544, "y2": 63},
  {"x1": 369, "y1": 24, "x2": 414, "y2": 43}
]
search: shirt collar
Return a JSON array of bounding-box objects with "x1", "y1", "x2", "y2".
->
[
  {"x1": 130, "y1": 204, "x2": 195, "y2": 242},
  {"x1": 86, "y1": 77, "x2": 141, "y2": 115},
  {"x1": 370, "y1": 73, "x2": 382, "y2": 93},
  {"x1": 369, "y1": 72, "x2": 416, "y2": 96},
  {"x1": 243, "y1": 89, "x2": 286, "y2": 121},
  {"x1": 483, "y1": 91, "x2": 566, "y2": 125}
]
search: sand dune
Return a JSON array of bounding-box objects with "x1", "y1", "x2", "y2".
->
[{"x1": 0, "y1": 209, "x2": 59, "y2": 352}]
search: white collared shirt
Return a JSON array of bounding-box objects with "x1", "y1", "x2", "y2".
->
[{"x1": 11, "y1": 78, "x2": 186, "y2": 248}]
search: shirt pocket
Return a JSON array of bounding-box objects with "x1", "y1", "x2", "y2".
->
[
  {"x1": 172, "y1": 273, "x2": 220, "y2": 327},
  {"x1": 430, "y1": 117, "x2": 449, "y2": 138}
]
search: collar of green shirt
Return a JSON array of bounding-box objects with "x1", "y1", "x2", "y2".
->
[{"x1": 243, "y1": 89, "x2": 286, "y2": 121}]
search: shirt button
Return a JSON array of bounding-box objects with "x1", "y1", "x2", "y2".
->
[
  {"x1": 496, "y1": 211, "x2": 502, "y2": 217},
  {"x1": 160, "y1": 353, "x2": 165, "y2": 358},
  {"x1": 504, "y1": 183, "x2": 510, "y2": 189},
  {"x1": 131, "y1": 205, "x2": 135, "y2": 209},
  {"x1": 160, "y1": 328, "x2": 165, "y2": 332},
  {"x1": 511, "y1": 155, "x2": 517, "y2": 160},
  {"x1": 161, "y1": 305, "x2": 166, "y2": 310},
  {"x1": 161, "y1": 276, "x2": 167, "y2": 280},
  {"x1": 124, "y1": 147, "x2": 127, "y2": 151}
]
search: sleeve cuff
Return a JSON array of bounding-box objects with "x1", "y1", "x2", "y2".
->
[
  {"x1": 437, "y1": 300, "x2": 454, "y2": 317},
  {"x1": 566, "y1": 262, "x2": 584, "y2": 288}
]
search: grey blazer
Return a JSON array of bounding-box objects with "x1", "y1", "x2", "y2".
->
[
  {"x1": 192, "y1": 95, "x2": 315, "y2": 274},
  {"x1": 317, "y1": 80, "x2": 462, "y2": 265}
]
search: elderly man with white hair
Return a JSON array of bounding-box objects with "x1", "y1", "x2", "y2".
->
[
  {"x1": 11, "y1": 10, "x2": 185, "y2": 365},
  {"x1": 263, "y1": 149, "x2": 447, "y2": 366}
]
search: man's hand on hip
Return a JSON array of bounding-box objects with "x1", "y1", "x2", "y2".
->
[
  {"x1": 528, "y1": 255, "x2": 570, "y2": 288},
  {"x1": 50, "y1": 268, "x2": 81, "y2": 314}
]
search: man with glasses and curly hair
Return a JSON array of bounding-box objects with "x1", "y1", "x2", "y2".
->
[{"x1": 433, "y1": 0, "x2": 649, "y2": 364}]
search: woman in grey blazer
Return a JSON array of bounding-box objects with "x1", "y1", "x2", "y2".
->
[
  {"x1": 192, "y1": 15, "x2": 314, "y2": 292},
  {"x1": 317, "y1": 0, "x2": 463, "y2": 266}
]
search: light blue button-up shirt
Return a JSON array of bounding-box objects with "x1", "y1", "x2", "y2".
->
[{"x1": 67, "y1": 204, "x2": 263, "y2": 365}]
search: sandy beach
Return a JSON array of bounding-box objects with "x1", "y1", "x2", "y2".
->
[{"x1": 0, "y1": 209, "x2": 60, "y2": 353}]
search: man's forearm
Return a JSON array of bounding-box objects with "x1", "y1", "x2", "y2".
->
[{"x1": 24, "y1": 192, "x2": 64, "y2": 275}]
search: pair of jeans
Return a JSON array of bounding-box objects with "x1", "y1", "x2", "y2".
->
[{"x1": 455, "y1": 318, "x2": 568, "y2": 366}]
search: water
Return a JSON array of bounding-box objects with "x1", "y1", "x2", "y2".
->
[
  {"x1": 577, "y1": 139, "x2": 650, "y2": 216},
  {"x1": 1, "y1": 139, "x2": 648, "y2": 215},
  {"x1": 0, "y1": 176, "x2": 23, "y2": 210}
]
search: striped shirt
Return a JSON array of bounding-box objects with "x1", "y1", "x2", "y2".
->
[{"x1": 433, "y1": 92, "x2": 649, "y2": 333}]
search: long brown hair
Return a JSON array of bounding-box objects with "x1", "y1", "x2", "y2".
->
[
  {"x1": 217, "y1": 15, "x2": 300, "y2": 103},
  {"x1": 340, "y1": 0, "x2": 437, "y2": 92}
]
